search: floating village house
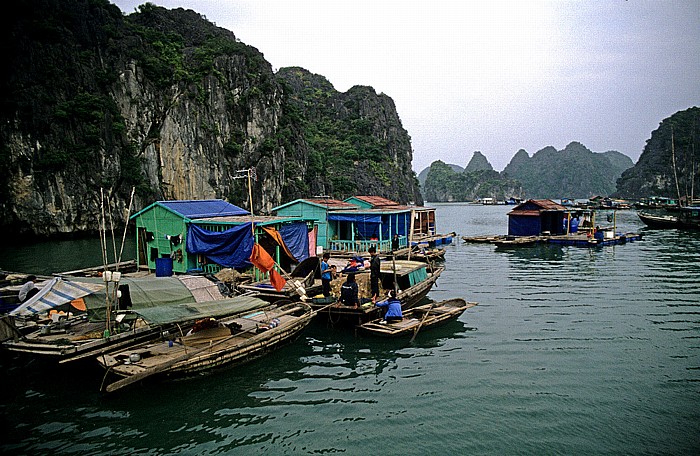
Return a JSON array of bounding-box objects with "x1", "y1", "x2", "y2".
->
[
  {"x1": 272, "y1": 196, "x2": 440, "y2": 254},
  {"x1": 507, "y1": 199, "x2": 569, "y2": 236},
  {"x1": 131, "y1": 199, "x2": 313, "y2": 275}
]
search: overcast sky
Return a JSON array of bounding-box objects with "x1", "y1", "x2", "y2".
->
[{"x1": 112, "y1": 1, "x2": 699, "y2": 172}]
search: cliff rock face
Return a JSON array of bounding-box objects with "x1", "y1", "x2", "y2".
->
[
  {"x1": 276, "y1": 68, "x2": 422, "y2": 205},
  {"x1": 0, "y1": 0, "x2": 421, "y2": 238},
  {"x1": 615, "y1": 107, "x2": 699, "y2": 200}
]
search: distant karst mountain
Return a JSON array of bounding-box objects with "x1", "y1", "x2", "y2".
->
[
  {"x1": 464, "y1": 151, "x2": 493, "y2": 173},
  {"x1": 421, "y1": 143, "x2": 633, "y2": 202},
  {"x1": 503, "y1": 142, "x2": 634, "y2": 199},
  {"x1": 418, "y1": 163, "x2": 463, "y2": 188},
  {"x1": 423, "y1": 156, "x2": 522, "y2": 202}
]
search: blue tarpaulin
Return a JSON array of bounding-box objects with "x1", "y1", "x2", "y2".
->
[
  {"x1": 186, "y1": 223, "x2": 254, "y2": 268},
  {"x1": 279, "y1": 222, "x2": 310, "y2": 262},
  {"x1": 328, "y1": 213, "x2": 381, "y2": 239},
  {"x1": 508, "y1": 216, "x2": 541, "y2": 236},
  {"x1": 160, "y1": 200, "x2": 248, "y2": 219}
]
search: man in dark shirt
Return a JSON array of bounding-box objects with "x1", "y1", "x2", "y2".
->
[
  {"x1": 339, "y1": 273, "x2": 359, "y2": 309},
  {"x1": 368, "y1": 246, "x2": 380, "y2": 302}
]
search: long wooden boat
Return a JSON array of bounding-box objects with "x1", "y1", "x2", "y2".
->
[
  {"x1": 637, "y1": 211, "x2": 679, "y2": 229},
  {"x1": 98, "y1": 301, "x2": 314, "y2": 393},
  {"x1": 393, "y1": 246, "x2": 446, "y2": 263},
  {"x1": 493, "y1": 235, "x2": 541, "y2": 247},
  {"x1": 310, "y1": 260, "x2": 444, "y2": 326},
  {"x1": 462, "y1": 235, "x2": 505, "y2": 243},
  {"x1": 1, "y1": 275, "x2": 267, "y2": 363},
  {"x1": 358, "y1": 298, "x2": 477, "y2": 338}
]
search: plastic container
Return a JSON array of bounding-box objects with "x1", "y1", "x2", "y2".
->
[{"x1": 155, "y1": 257, "x2": 174, "y2": 277}]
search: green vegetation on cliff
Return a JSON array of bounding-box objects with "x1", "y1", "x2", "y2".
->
[
  {"x1": 615, "y1": 107, "x2": 699, "y2": 201},
  {"x1": 501, "y1": 142, "x2": 633, "y2": 199},
  {"x1": 0, "y1": 0, "x2": 421, "y2": 237},
  {"x1": 422, "y1": 143, "x2": 633, "y2": 202},
  {"x1": 424, "y1": 160, "x2": 522, "y2": 202}
]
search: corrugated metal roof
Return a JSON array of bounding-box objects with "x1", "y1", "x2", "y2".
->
[
  {"x1": 513, "y1": 199, "x2": 566, "y2": 211},
  {"x1": 306, "y1": 198, "x2": 358, "y2": 209},
  {"x1": 353, "y1": 195, "x2": 400, "y2": 207},
  {"x1": 509, "y1": 210, "x2": 542, "y2": 217},
  {"x1": 159, "y1": 200, "x2": 249, "y2": 219}
]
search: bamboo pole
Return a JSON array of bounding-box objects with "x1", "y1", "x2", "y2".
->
[{"x1": 671, "y1": 129, "x2": 682, "y2": 207}]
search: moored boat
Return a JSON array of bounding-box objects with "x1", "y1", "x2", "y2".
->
[
  {"x1": 310, "y1": 260, "x2": 443, "y2": 326},
  {"x1": 98, "y1": 300, "x2": 314, "y2": 393},
  {"x1": 237, "y1": 256, "x2": 321, "y2": 302},
  {"x1": 637, "y1": 211, "x2": 679, "y2": 229},
  {"x1": 357, "y1": 298, "x2": 477, "y2": 338},
  {"x1": 1, "y1": 274, "x2": 261, "y2": 363}
]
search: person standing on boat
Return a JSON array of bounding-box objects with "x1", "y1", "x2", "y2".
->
[
  {"x1": 18, "y1": 275, "x2": 38, "y2": 302},
  {"x1": 368, "y1": 246, "x2": 380, "y2": 303},
  {"x1": 320, "y1": 252, "x2": 332, "y2": 297},
  {"x1": 375, "y1": 289, "x2": 402, "y2": 323},
  {"x1": 339, "y1": 273, "x2": 360, "y2": 309},
  {"x1": 391, "y1": 234, "x2": 400, "y2": 252}
]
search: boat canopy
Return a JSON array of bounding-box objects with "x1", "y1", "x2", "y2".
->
[
  {"x1": 10, "y1": 277, "x2": 105, "y2": 316},
  {"x1": 11, "y1": 275, "x2": 230, "y2": 318},
  {"x1": 132, "y1": 295, "x2": 269, "y2": 325}
]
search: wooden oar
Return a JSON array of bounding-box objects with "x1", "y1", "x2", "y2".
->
[{"x1": 409, "y1": 300, "x2": 437, "y2": 343}]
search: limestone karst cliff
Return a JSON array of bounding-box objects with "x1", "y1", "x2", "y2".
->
[{"x1": 0, "y1": 0, "x2": 421, "y2": 238}]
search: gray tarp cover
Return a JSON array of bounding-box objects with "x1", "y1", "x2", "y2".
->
[
  {"x1": 82, "y1": 276, "x2": 216, "y2": 311},
  {"x1": 132, "y1": 295, "x2": 269, "y2": 325}
]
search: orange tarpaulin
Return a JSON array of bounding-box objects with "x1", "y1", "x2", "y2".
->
[
  {"x1": 250, "y1": 244, "x2": 275, "y2": 272},
  {"x1": 269, "y1": 269, "x2": 286, "y2": 292},
  {"x1": 261, "y1": 226, "x2": 296, "y2": 261},
  {"x1": 249, "y1": 244, "x2": 286, "y2": 292},
  {"x1": 70, "y1": 298, "x2": 87, "y2": 311}
]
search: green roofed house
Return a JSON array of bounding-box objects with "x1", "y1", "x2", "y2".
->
[{"x1": 131, "y1": 199, "x2": 313, "y2": 275}]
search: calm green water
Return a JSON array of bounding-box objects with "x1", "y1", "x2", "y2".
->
[{"x1": 1, "y1": 204, "x2": 699, "y2": 455}]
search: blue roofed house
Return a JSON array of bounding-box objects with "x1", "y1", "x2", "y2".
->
[
  {"x1": 131, "y1": 199, "x2": 313, "y2": 275},
  {"x1": 272, "y1": 196, "x2": 439, "y2": 254},
  {"x1": 507, "y1": 199, "x2": 569, "y2": 236}
]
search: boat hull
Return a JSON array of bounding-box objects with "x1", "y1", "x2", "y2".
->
[
  {"x1": 98, "y1": 302, "x2": 314, "y2": 392},
  {"x1": 310, "y1": 267, "x2": 444, "y2": 326},
  {"x1": 358, "y1": 298, "x2": 477, "y2": 338}
]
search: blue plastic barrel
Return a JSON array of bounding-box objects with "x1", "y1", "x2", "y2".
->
[{"x1": 155, "y1": 257, "x2": 173, "y2": 277}]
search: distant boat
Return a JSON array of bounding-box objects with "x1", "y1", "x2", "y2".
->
[
  {"x1": 637, "y1": 211, "x2": 679, "y2": 229},
  {"x1": 678, "y1": 206, "x2": 700, "y2": 229},
  {"x1": 357, "y1": 298, "x2": 477, "y2": 338},
  {"x1": 637, "y1": 207, "x2": 700, "y2": 230}
]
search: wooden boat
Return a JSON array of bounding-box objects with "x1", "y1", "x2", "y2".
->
[
  {"x1": 677, "y1": 206, "x2": 700, "y2": 229},
  {"x1": 1, "y1": 275, "x2": 266, "y2": 363},
  {"x1": 98, "y1": 300, "x2": 314, "y2": 393},
  {"x1": 309, "y1": 260, "x2": 444, "y2": 326},
  {"x1": 237, "y1": 256, "x2": 322, "y2": 302},
  {"x1": 358, "y1": 298, "x2": 477, "y2": 338},
  {"x1": 393, "y1": 246, "x2": 446, "y2": 263},
  {"x1": 492, "y1": 235, "x2": 541, "y2": 247},
  {"x1": 637, "y1": 211, "x2": 679, "y2": 229},
  {"x1": 462, "y1": 235, "x2": 505, "y2": 243}
]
